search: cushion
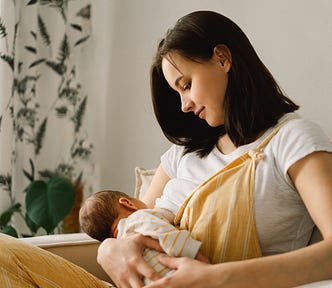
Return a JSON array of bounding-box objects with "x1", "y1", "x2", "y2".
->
[{"x1": 134, "y1": 167, "x2": 156, "y2": 200}]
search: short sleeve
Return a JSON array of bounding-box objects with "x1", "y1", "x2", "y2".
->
[
  {"x1": 271, "y1": 118, "x2": 332, "y2": 181},
  {"x1": 160, "y1": 145, "x2": 185, "y2": 179}
]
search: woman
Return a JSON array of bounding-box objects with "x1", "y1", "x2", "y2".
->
[{"x1": 97, "y1": 11, "x2": 332, "y2": 287}]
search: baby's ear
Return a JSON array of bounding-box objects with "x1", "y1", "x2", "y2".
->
[{"x1": 118, "y1": 197, "x2": 139, "y2": 211}]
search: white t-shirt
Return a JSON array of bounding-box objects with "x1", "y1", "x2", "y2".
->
[{"x1": 155, "y1": 113, "x2": 332, "y2": 256}]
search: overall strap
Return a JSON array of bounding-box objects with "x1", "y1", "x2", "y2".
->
[{"x1": 256, "y1": 117, "x2": 298, "y2": 151}]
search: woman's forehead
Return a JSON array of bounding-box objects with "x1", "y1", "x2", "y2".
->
[
  {"x1": 161, "y1": 52, "x2": 190, "y2": 76},
  {"x1": 161, "y1": 55, "x2": 184, "y2": 89},
  {"x1": 163, "y1": 51, "x2": 185, "y2": 69}
]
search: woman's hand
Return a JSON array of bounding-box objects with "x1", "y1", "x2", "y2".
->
[
  {"x1": 97, "y1": 234, "x2": 163, "y2": 288},
  {"x1": 144, "y1": 256, "x2": 219, "y2": 288}
]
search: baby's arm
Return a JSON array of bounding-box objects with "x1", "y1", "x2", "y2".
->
[
  {"x1": 152, "y1": 207, "x2": 175, "y2": 223},
  {"x1": 122, "y1": 209, "x2": 201, "y2": 259}
]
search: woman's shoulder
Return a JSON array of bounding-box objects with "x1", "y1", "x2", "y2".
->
[
  {"x1": 161, "y1": 144, "x2": 186, "y2": 164},
  {"x1": 276, "y1": 113, "x2": 331, "y2": 145},
  {"x1": 267, "y1": 113, "x2": 332, "y2": 174},
  {"x1": 160, "y1": 144, "x2": 186, "y2": 178}
]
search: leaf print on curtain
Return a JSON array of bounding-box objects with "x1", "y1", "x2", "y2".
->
[{"x1": 0, "y1": 0, "x2": 94, "y2": 237}]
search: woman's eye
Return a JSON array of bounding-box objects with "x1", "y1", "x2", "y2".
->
[{"x1": 183, "y1": 82, "x2": 191, "y2": 90}]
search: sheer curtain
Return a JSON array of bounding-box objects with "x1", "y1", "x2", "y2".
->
[{"x1": 0, "y1": 0, "x2": 95, "y2": 236}]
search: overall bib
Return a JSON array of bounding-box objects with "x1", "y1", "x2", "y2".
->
[{"x1": 175, "y1": 120, "x2": 292, "y2": 264}]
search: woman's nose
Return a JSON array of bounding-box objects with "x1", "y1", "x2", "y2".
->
[{"x1": 180, "y1": 93, "x2": 194, "y2": 113}]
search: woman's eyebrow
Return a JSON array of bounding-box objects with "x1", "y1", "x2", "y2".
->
[{"x1": 175, "y1": 76, "x2": 183, "y2": 87}]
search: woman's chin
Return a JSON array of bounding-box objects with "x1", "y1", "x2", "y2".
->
[{"x1": 206, "y1": 119, "x2": 224, "y2": 127}]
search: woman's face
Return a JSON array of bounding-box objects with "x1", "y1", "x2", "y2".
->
[{"x1": 161, "y1": 49, "x2": 230, "y2": 127}]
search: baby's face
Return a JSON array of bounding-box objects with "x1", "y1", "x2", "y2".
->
[
  {"x1": 110, "y1": 197, "x2": 148, "y2": 238},
  {"x1": 110, "y1": 207, "x2": 130, "y2": 238},
  {"x1": 110, "y1": 217, "x2": 120, "y2": 238}
]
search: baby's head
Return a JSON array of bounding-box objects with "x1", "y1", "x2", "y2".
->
[{"x1": 79, "y1": 190, "x2": 147, "y2": 241}]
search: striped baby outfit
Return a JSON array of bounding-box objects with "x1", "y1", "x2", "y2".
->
[{"x1": 117, "y1": 209, "x2": 201, "y2": 283}]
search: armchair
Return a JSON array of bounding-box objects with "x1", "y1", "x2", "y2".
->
[{"x1": 15, "y1": 167, "x2": 332, "y2": 287}]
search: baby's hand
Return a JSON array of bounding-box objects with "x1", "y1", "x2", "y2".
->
[{"x1": 195, "y1": 252, "x2": 210, "y2": 263}]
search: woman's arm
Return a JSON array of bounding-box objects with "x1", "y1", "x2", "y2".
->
[
  {"x1": 97, "y1": 234, "x2": 163, "y2": 287},
  {"x1": 97, "y1": 163, "x2": 170, "y2": 287},
  {"x1": 142, "y1": 164, "x2": 170, "y2": 208},
  {"x1": 145, "y1": 151, "x2": 332, "y2": 288},
  {"x1": 145, "y1": 240, "x2": 332, "y2": 288},
  {"x1": 290, "y1": 151, "x2": 332, "y2": 241}
]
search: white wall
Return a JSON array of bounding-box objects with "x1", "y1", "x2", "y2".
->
[{"x1": 91, "y1": 0, "x2": 332, "y2": 195}]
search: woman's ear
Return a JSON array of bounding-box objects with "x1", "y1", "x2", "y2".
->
[
  {"x1": 213, "y1": 44, "x2": 232, "y2": 72},
  {"x1": 118, "y1": 197, "x2": 139, "y2": 211}
]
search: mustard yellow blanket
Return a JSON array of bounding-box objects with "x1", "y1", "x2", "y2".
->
[{"x1": 0, "y1": 233, "x2": 112, "y2": 288}]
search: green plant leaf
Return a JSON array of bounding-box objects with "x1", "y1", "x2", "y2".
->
[
  {"x1": 57, "y1": 34, "x2": 70, "y2": 64},
  {"x1": 25, "y1": 46, "x2": 37, "y2": 54},
  {"x1": 29, "y1": 58, "x2": 46, "y2": 68},
  {"x1": 0, "y1": 225, "x2": 19, "y2": 238},
  {"x1": 74, "y1": 35, "x2": 89, "y2": 47},
  {"x1": 70, "y1": 23, "x2": 82, "y2": 32},
  {"x1": 55, "y1": 105, "x2": 68, "y2": 117},
  {"x1": 0, "y1": 17, "x2": 8, "y2": 38},
  {"x1": 22, "y1": 158, "x2": 35, "y2": 182},
  {"x1": 25, "y1": 176, "x2": 75, "y2": 234},
  {"x1": 76, "y1": 5, "x2": 90, "y2": 19},
  {"x1": 0, "y1": 52, "x2": 14, "y2": 70},
  {"x1": 30, "y1": 30, "x2": 37, "y2": 39},
  {"x1": 46, "y1": 60, "x2": 66, "y2": 75},
  {"x1": 25, "y1": 213, "x2": 39, "y2": 234},
  {"x1": 38, "y1": 169, "x2": 57, "y2": 180},
  {"x1": 0, "y1": 203, "x2": 21, "y2": 226},
  {"x1": 34, "y1": 118, "x2": 47, "y2": 155},
  {"x1": 0, "y1": 173, "x2": 12, "y2": 192},
  {"x1": 27, "y1": 0, "x2": 38, "y2": 5},
  {"x1": 23, "y1": 170, "x2": 34, "y2": 182},
  {"x1": 38, "y1": 15, "x2": 51, "y2": 46},
  {"x1": 72, "y1": 96, "x2": 87, "y2": 132}
]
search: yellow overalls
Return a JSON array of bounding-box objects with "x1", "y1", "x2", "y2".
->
[{"x1": 175, "y1": 120, "x2": 292, "y2": 264}]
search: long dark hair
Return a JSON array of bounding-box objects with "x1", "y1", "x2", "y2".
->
[{"x1": 151, "y1": 11, "x2": 299, "y2": 157}]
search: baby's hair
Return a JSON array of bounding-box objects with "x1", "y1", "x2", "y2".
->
[{"x1": 79, "y1": 190, "x2": 129, "y2": 242}]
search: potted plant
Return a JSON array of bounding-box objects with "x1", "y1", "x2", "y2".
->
[{"x1": 0, "y1": 161, "x2": 76, "y2": 237}]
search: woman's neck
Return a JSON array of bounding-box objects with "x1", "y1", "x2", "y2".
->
[
  {"x1": 216, "y1": 134, "x2": 237, "y2": 155},
  {"x1": 217, "y1": 129, "x2": 268, "y2": 155}
]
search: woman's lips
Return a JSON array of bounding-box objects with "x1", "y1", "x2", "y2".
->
[{"x1": 198, "y1": 107, "x2": 205, "y2": 119}]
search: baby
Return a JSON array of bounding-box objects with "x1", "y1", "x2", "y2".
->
[{"x1": 79, "y1": 190, "x2": 203, "y2": 282}]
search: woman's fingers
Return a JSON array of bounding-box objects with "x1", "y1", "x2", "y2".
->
[
  {"x1": 139, "y1": 234, "x2": 163, "y2": 252},
  {"x1": 156, "y1": 255, "x2": 180, "y2": 269},
  {"x1": 135, "y1": 257, "x2": 162, "y2": 282},
  {"x1": 127, "y1": 275, "x2": 145, "y2": 288},
  {"x1": 97, "y1": 235, "x2": 162, "y2": 287},
  {"x1": 131, "y1": 235, "x2": 162, "y2": 282},
  {"x1": 144, "y1": 257, "x2": 214, "y2": 288}
]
